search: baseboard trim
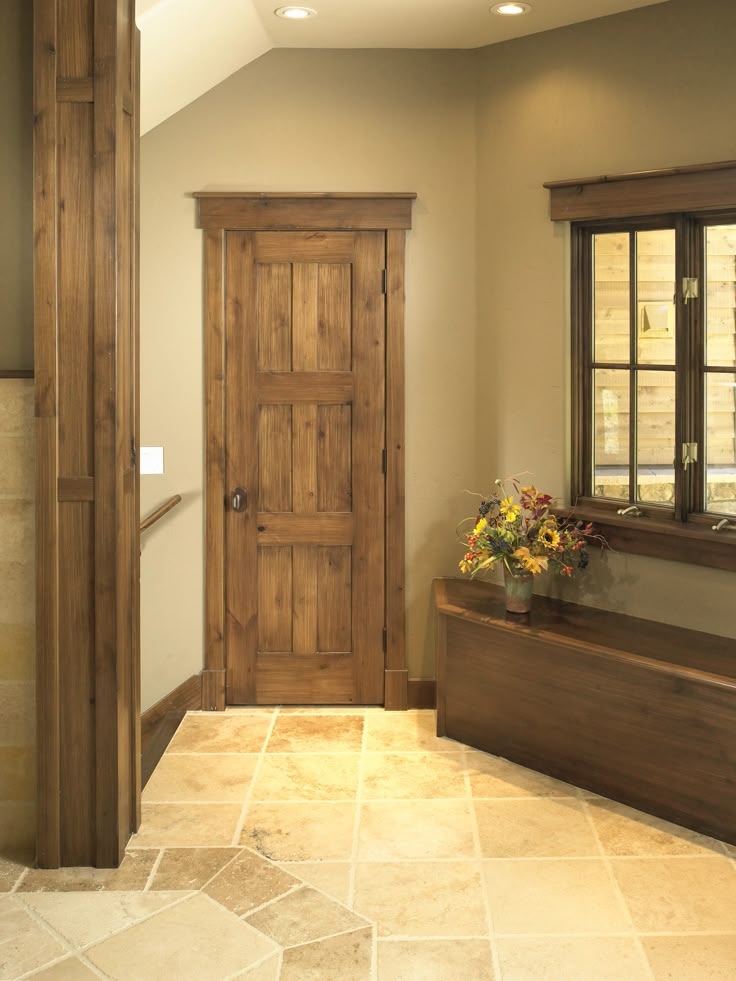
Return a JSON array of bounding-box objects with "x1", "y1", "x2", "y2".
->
[
  {"x1": 141, "y1": 673, "x2": 202, "y2": 785},
  {"x1": 407, "y1": 678, "x2": 436, "y2": 709}
]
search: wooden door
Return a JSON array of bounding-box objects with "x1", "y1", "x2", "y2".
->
[
  {"x1": 34, "y1": 0, "x2": 140, "y2": 867},
  {"x1": 225, "y1": 231, "x2": 386, "y2": 704}
]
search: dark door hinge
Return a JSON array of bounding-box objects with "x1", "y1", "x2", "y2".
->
[
  {"x1": 382, "y1": 448, "x2": 387, "y2": 474},
  {"x1": 382, "y1": 269, "x2": 387, "y2": 294},
  {"x1": 382, "y1": 626, "x2": 387, "y2": 654}
]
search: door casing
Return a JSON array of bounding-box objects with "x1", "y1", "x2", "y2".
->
[{"x1": 196, "y1": 193, "x2": 415, "y2": 711}]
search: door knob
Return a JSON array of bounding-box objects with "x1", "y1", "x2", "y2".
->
[{"x1": 231, "y1": 487, "x2": 248, "y2": 512}]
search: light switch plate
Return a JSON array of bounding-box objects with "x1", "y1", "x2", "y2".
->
[{"x1": 140, "y1": 446, "x2": 164, "y2": 475}]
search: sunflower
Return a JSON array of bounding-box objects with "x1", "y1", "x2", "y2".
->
[
  {"x1": 499, "y1": 496, "x2": 520, "y2": 522},
  {"x1": 539, "y1": 527, "x2": 560, "y2": 549},
  {"x1": 474, "y1": 517, "x2": 488, "y2": 534}
]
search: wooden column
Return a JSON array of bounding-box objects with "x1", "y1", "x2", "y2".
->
[{"x1": 34, "y1": 0, "x2": 140, "y2": 868}]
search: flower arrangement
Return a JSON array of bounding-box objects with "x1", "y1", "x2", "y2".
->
[{"x1": 459, "y1": 478, "x2": 599, "y2": 580}]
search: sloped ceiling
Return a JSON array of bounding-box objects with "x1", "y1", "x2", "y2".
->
[{"x1": 137, "y1": 0, "x2": 670, "y2": 134}]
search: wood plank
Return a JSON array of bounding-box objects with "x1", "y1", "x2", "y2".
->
[
  {"x1": 317, "y1": 405, "x2": 352, "y2": 513},
  {"x1": 56, "y1": 77, "x2": 94, "y2": 101},
  {"x1": 201, "y1": 669, "x2": 226, "y2": 711},
  {"x1": 293, "y1": 264, "x2": 319, "y2": 371},
  {"x1": 58, "y1": 476, "x2": 95, "y2": 501},
  {"x1": 226, "y1": 232, "x2": 259, "y2": 703},
  {"x1": 57, "y1": 0, "x2": 93, "y2": 77},
  {"x1": 196, "y1": 195, "x2": 415, "y2": 231},
  {"x1": 258, "y1": 547, "x2": 293, "y2": 653},
  {"x1": 254, "y1": 653, "x2": 355, "y2": 704},
  {"x1": 407, "y1": 678, "x2": 436, "y2": 710},
  {"x1": 0, "y1": 370, "x2": 34, "y2": 379},
  {"x1": 292, "y1": 404, "x2": 318, "y2": 512},
  {"x1": 258, "y1": 405, "x2": 292, "y2": 512},
  {"x1": 254, "y1": 232, "x2": 355, "y2": 264},
  {"x1": 292, "y1": 546, "x2": 318, "y2": 656},
  {"x1": 384, "y1": 670, "x2": 409, "y2": 712},
  {"x1": 385, "y1": 230, "x2": 407, "y2": 691},
  {"x1": 351, "y1": 232, "x2": 386, "y2": 704},
  {"x1": 256, "y1": 513, "x2": 354, "y2": 546},
  {"x1": 132, "y1": 24, "x2": 142, "y2": 828},
  {"x1": 317, "y1": 546, "x2": 351, "y2": 652},
  {"x1": 257, "y1": 263, "x2": 292, "y2": 371},
  {"x1": 204, "y1": 230, "x2": 226, "y2": 681},
  {"x1": 317, "y1": 264, "x2": 352, "y2": 370},
  {"x1": 256, "y1": 371, "x2": 353, "y2": 404}
]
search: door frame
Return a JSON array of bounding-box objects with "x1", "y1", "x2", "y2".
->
[{"x1": 195, "y1": 193, "x2": 415, "y2": 711}]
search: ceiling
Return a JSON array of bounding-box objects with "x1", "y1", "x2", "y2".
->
[{"x1": 136, "y1": 0, "x2": 670, "y2": 133}]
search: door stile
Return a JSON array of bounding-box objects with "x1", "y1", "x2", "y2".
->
[
  {"x1": 352, "y1": 232, "x2": 387, "y2": 704},
  {"x1": 225, "y1": 233, "x2": 259, "y2": 703}
]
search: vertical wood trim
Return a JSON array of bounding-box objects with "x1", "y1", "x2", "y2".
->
[
  {"x1": 34, "y1": 0, "x2": 61, "y2": 870},
  {"x1": 225, "y1": 233, "x2": 259, "y2": 703},
  {"x1": 131, "y1": 24, "x2": 142, "y2": 829},
  {"x1": 204, "y1": 230, "x2": 226, "y2": 707},
  {"x1": 435, "y1": 613, "x2": 447, "y2": 735},
  {"x1": 384, "y1": 230, "x2": 407, "y2": 708}
]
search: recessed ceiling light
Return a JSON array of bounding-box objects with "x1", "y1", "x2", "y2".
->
[
  {"x1": 490, "y1": 2, "x2": 532, "y2": 14},
  {"x1": 274, "y1": 5, "x2": 317, "y2": 18}
]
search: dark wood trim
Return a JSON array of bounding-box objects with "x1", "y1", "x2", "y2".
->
[
  {"x1": 195, "y1": 194, "x2": 415, "y2": 231},
  {"x1": 546, "y1": 160, "x2": 736, "y2": 221},
  {"x1": 0, "y1": 369, "x2": 34, "y2": 379},
  {"x1": 141, "y1": 673, "x2": 202, "y2": 786},
  {"x1": 384, "y1": 230, "x2": 407, "y2": 709},
  {"x1": 202, "y1": 669, "x2": 226, "y2": 711},
  {"x1": 407, "y1": 678, "x2": 436, "y2": 710},
  {"x1": 203, "y1": 198, "x2": 412, "y2": 709},
  {"x1": 140, "y1": 494, "x2": 181, "y2": 533},
  {"x1": 132, "y1": 25, "x2": 142, "y2": 830},
  {"x1": 56, "y1": 77, "x2": 94, "y2": 102},
  {"x1": 57, "y1": 476, "x2": 95, "y2": 502},
  {"x1": 194, "y1": 192, "x2": 419, "y2": 199},
  {"x1": 34, "y1": 0, "x2": 61, "y2": 871}
]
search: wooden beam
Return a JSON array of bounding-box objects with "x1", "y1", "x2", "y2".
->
[{"x1": 196, "y1": 194, "x2": 415, "y2": 231}]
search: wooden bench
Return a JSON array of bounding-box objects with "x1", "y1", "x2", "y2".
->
[{"x1": 434, "y1": 578, "x2": 736, "y2": 844}]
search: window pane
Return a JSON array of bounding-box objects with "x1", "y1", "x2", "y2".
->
[
  {"x1": 636, "y1": 229, "x2": 676, "y2": 366},
  {"x1": 593, "y1": 369, "x2": 629, "y2": 500},
  {"x1": 706, "y1": 373, "x2": 736, "y2": 514},
  {"x1": 593, "y1": 232, "x2": 629, "y2": 364},
  {"x1": 636, "y1": 370, "x2": 676, "y2": 505},
  {"x1": 705, "y1": 224, "x2": 736, "y2": 368}
]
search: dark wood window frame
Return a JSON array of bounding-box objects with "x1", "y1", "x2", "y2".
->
[{"x1": 546, "y1": 161, "x2": 736, "y2": 572}]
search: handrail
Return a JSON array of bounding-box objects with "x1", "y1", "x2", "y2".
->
[{"x1": 140, "y1": 494, "x2": 182, "y2": 534}]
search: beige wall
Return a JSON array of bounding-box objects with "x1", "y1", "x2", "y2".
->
[
  {"x1": 0, "y1": 0, "x2": 33, "y2": 371},
  {"x1": 475, "y1": 0, "x2": 736, "y2": 635},
  {"x1": 0, "y1": 381, "x2": 35, "y2": 854},
  {"x1": 139, "y1": 49, "x2": 478, "y2": 703}
]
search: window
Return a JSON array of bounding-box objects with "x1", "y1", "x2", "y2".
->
[{"x1": 546, "y1": 161, "x2": 736, "y2": 570}]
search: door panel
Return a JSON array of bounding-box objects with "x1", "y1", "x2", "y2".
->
[{"x1": 225, "y1": 230, "x2": 385, "y2": 704}]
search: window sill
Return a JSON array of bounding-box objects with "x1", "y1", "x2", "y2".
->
[{"x1": 554, "y1": 503, "x2": 736, "y2": 573}]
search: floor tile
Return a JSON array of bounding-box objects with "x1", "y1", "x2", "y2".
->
[
  {"x1": 496, "y1": 936, "x2": 649, "y2": 980},
  {"x1": 0, "y1": 897, "x2": 68, "y2": 978},
  {"x1": 276, "y1": 862, "x2": 351, "y2": 905},
  {"x1": 203, "y1": 848, "x2": 299, "y2": 916},
  {"x1": 642, "y1": 935, "x2": 736, "y2": 980},
  {"x1": 234, "y1": 954, "x2": 281, "y2": 979},
  {"x1": 474, "y1": 798, "x2": 600, "y2": 858},
  {"x1": 361, "y1": 752, "x2": 466, "y2": 799},
  {"x1": 466, "y1": 750, "x2": 583, "y2": 798},
  {"x1": 141, "y1": 752, "x2": 258, "y2": 802},
  {"x1": 246, "y1": 885, "x2": 368, "y2": 947},
  {"x1": 250, "y1": 753, "x2": 360, "y2": 801},
  {"x1": 483, "y1": 859, "x2": 631, "y2": 935},
  {"x1": 278, "y1": 706, "x2": 376, "y2": 715},
  {"x1": 19, "y1": 850, "x2": 156, "y2": 892},
  {"x1": 611, "y1": 856, "x2": 736, "y2": 932},
  {"x1": 358, "y1": 799, "x2": 475, "y2": 860},
  {"x1": 167, "y1": 714, "x2": 272, "y2": 754},
  {"x1": 280, "y1": 926, "x2": 373, "y2": 980},
  {"x1": 266, "y1": 715, "x2": 364, "y2": 753},
  {"x1": 0, "y1": 850, "x2": 31, "y2": 892},
  {"x1": 150, "y1": 846, "x2": 242, "y2": 890},
  {"x1": 353, "y1": 861, "x2": 487, "y2": 937},
  {"x1": 364, "y1": 710, "x2": 455, "y2": 752},
  {"x1": 85, "y1": 893, "x2": 277, "y2": 980},
  {"x1": 587, "y1": 799, "x2": 726, "y2": 857},
  {"x1": 377, "y1": 938, "x2": 494, "y2": 980},
  {"x1": 241, "y1": 801, "x2": 356, "y2": 861},
  {"x1": 22, "y1": 890, "x2": 190, "y2": 947},
  {"x1": 29, "y1": 957, "x2": 101, "y2": 979},
  {"x1": 132, "y1": 803, "x2": 242, "y2": 847}
]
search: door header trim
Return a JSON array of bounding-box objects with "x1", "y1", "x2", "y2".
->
[{"x1": 193, "y1": 193, "x2": 417, "y2": 231}]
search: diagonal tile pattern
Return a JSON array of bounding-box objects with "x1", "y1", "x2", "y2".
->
[{"x1": 2, "y1": 707, "x2": 734, "y2": 979}]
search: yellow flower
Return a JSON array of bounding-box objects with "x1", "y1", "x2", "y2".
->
[
  {"x1": 513, "y1": 547, "x2": 548, "y2": 574},
  {"x1": 539, "y1": 528, "x2": 560, "y2": 549},
  {"x1": 474, "y1": 517, "x2": 488, "y2": 534},
  {"x1": 500, "y1": 497, "x2": 520, "y2": 522}
]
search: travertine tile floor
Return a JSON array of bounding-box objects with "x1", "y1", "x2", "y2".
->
[{"x1": 2, "y1": 708, "x2": 736, "y2": 979}]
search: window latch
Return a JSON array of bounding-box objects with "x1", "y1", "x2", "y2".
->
[
  {"x1": 682, "y1": 277, "x2": 699, "y2": 304},
  {"x1": 682, "y1": 442, "x2": 698, "y2": 469}
]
